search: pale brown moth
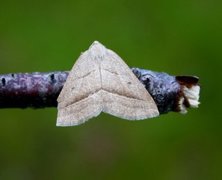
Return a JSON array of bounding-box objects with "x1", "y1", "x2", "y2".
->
[{"x1": 56, "y1": 41, "x2": 159, "y2": 126}]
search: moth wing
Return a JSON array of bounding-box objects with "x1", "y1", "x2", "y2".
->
[
  {"x1": 101, "y1": 49, "x2": 159, "y2": 120},
  {"x1": 57, "y1": 51, "x2": 102, "y2": 126}
]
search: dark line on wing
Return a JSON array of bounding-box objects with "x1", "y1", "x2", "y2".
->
[
  {"x1": 64, "y1": 88, "x2": 145, "y2": 108},
  {"x1": 75, "y1": 70, "x2": 96, "y2": 80},
  {"x1": 103, "y1": 68, "x2": 119, "y2": 75}
]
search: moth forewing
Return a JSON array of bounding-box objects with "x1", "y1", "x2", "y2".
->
[{"x1": 57, "y1": 41, "x2": 159, "y2": 126}]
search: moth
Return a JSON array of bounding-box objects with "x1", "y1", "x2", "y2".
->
[{"x1": 57, "y1": 41, "x2": 159, "y2": 126}]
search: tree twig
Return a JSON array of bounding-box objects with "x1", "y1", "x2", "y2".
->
[
  {"x1": 0, "y1": 68, "x2": 200, "y2": 114},
  {"x1": 0, "y1": 71, "x2": 68, "y2": 108}
]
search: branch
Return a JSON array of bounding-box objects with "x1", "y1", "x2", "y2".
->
[
  {"x1": 0, "y1": 71, "x2": 68, "y2": 108},
  {"x1": 0, "y1": 68, "x2": 200, "y2": 114}
]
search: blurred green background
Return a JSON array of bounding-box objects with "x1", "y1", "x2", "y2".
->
[{"x1": 0, "y1": 0, "x2": 221, "y2": 179}]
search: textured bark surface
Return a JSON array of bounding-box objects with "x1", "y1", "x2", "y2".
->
[{"x1": 0, "y1": 71, "x2": 68, "y2": 108}]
